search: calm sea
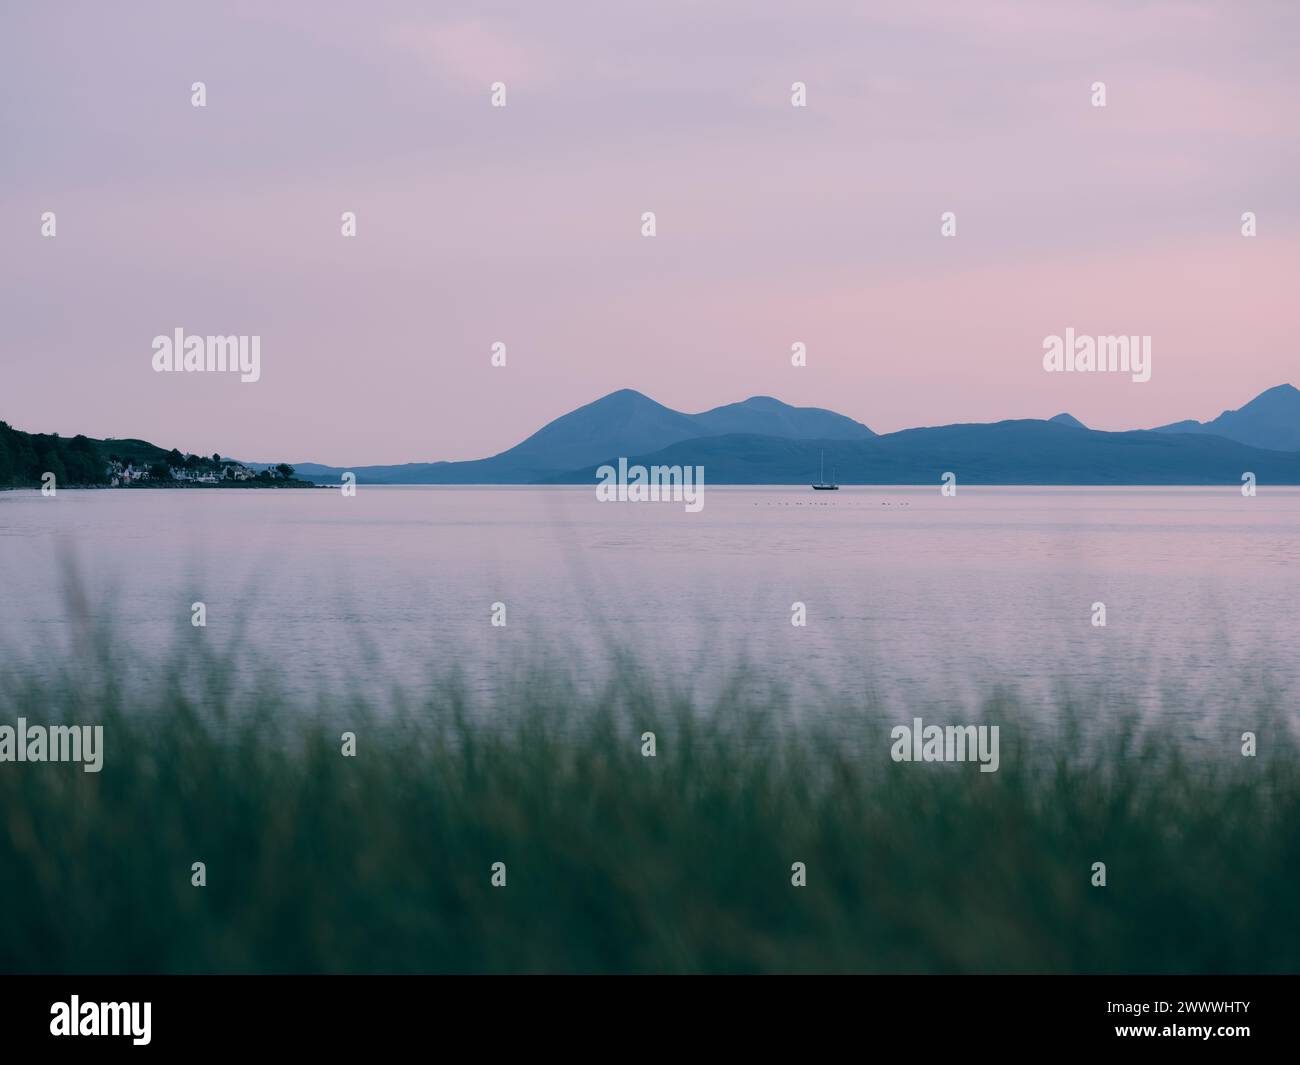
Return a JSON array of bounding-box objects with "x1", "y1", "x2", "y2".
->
[{"x1": 2, "y1": 485, "x2": 1296, "y2": 717}]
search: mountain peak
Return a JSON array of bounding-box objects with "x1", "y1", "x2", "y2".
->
[
  {"x1": 694, "y1": 396, "x2": 874, "y2": 439},
  {"x1": 1049, "y1": 412, "x2": 1087, "y2": 429},
  {"x1": 1153, "y1": 383, "x2": 1300, "y2": 451},
  {"x1": 594, "y1": 388, "x2": 654, "y2": 405},
  {"x1": 1242, "y1": 383, "x2": 1299, "y2": 405}
]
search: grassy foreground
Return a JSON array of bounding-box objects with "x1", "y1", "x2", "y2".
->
[{"x1": 1, "y1": 647, "x2": 1297, "y2": 974}]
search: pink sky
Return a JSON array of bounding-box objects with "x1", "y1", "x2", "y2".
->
[{"x1": 2, "y1": 1, "x2": 1297, "y2": 464}]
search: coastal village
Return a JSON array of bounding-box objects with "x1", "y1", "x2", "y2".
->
[
  {"x1": 1, "y1": 419, "x2": 308, "y2": 489},
  {"x1": 104, "y1": 453, "x2": 298, "y2": 487}
]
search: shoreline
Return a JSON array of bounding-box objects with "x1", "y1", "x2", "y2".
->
[{"x1": 0, "y1": 481, "x2": 324, "y2": 491}]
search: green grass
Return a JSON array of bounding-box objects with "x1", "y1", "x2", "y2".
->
[{"x1": 1, "y1": 639, "x2": 1297, "y2": 974}]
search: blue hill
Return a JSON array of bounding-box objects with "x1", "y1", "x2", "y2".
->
[
  {"x1": 293, "y1": 390, "x2": 874, "y2": 484},
  {"x1": 542, "y1": 420, "x2": 1300, "y2": 485},
  {"x1": 288, "y1": 384, "x2": 1299, "y2": 485},
  {"x1": 1152, "y1": 384, "x2": 1300, "y2": 451}
]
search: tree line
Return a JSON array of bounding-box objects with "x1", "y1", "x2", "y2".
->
[
  {"x1": 0, "y1": 421, "x2": 297, "y2": 487},
  {"x1": 0, "y1": 422, "x2": 108, "y2": 487}
]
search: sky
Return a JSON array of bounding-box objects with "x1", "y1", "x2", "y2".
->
[{"x1": 2, "y1": 0, "x2": 1297, "y2": 465}]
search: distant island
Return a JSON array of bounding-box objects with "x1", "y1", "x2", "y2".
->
[
  {"x1": 0, "y1": 421, "x2": 312, "y2": 489},
  {"x1": 283, "y1": 383, "x2": 1300, "y2": 487}
]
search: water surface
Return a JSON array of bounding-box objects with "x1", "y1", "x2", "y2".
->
[{"x1": 2, "y1": 485, "x2": 1295, "y2": 720}]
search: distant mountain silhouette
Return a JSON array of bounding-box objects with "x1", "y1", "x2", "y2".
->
[
  {"x1": 292, "y1": 390, "x2": 874, "y2": 484},
  {"x1": 691, "y1": 395, "x2": 875, "y2": 440},
  {"x1": 490, "y1": 389, "x2": 701, "y2": 476},
  {"x1": 1152, "y1": 384, "x2": 1300, "y2": 451},
  {"x1": 544, "y1": 421, "x2": 1300, "y2": 485},
  {"x1": 287, "y1": 384, "x2": 1300, "y2": 485}
]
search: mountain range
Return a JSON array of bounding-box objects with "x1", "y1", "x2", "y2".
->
[
  {"x1": 285, "y1": 383, "x2": 1300, "y2": 486},
  {"x1": 1151, "y1": 384, "x2": 1300, "y2": 451}
]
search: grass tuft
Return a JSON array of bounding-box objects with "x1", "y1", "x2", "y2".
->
[{"x1": 1, "y1": 633, "x2": 1296, "y2": 973}]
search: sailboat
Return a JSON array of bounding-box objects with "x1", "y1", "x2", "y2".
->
[{"x1": 811, "y1": 449, "x2": 839, "y2": 490}]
